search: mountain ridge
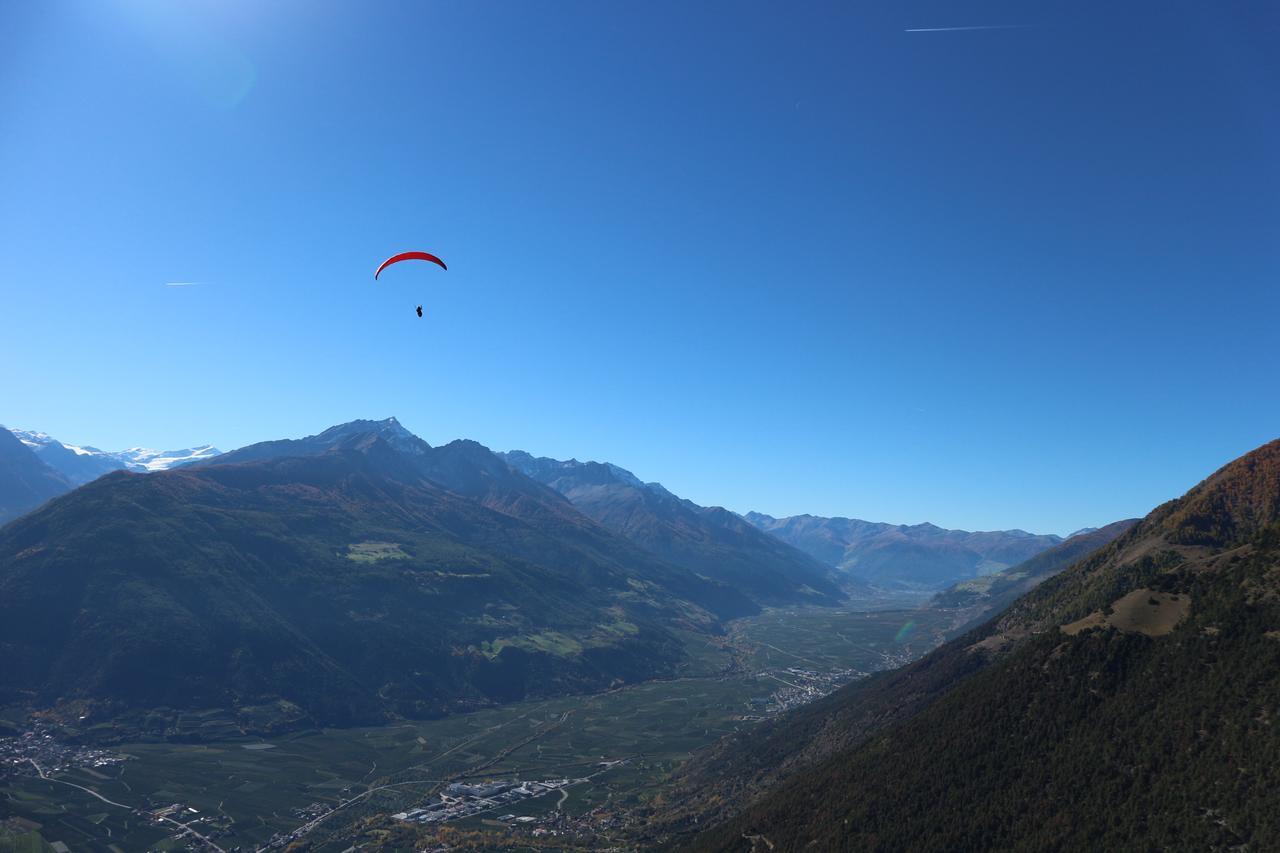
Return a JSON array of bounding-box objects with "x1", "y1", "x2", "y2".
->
[
  {"x1": 746, "y1": 510, "x2": 1064, "y2": 590},
  {"x1": 501, "y1": 450, "x2": 850, "y2": 607},
  {"x1": 8, "y1": 427, "x2": 221, "y2": 485}
]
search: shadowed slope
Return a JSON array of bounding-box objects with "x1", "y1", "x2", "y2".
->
[
  {"x1": 0, "y1": 427, "x2": 71, "y2": 525},
  {"x1": 502, "y1": 451, "x2": 848, "y2": 606}
]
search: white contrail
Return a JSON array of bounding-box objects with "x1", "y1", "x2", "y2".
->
[
  {"x1": 165, "y1": 282, "x2": 198, "y2": 287},
  {"x1": 905, "y1": 24, "x2": 1032, "y2": 32}
]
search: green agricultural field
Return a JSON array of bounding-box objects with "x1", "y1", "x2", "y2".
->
[
  {"x1": 481, "y1": 630, "x2": 584, "y2": 658},
  {"x1": 0, "y1": 827, "x2": 56, "y2": 853},
  {"x1": 345, "y1": 540, "x2": 410, "y2": 563},
  {"x1": 0, "y1": 605, "x2": 951, "y2": 851},
  {"x1": 736, "y1": 606, "x2": 952, "y2": 672}
]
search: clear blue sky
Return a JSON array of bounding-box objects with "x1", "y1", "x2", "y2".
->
[{"x1": 2, "y1": 1, "x2": 1277, "y2": 535}]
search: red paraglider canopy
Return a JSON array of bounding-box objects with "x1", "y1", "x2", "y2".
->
[{"x1": 374, "y1": 251, "x2": 447, "y2": 279}]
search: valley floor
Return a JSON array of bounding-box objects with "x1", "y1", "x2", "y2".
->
[{"x1": 0, "y1": 604, "x2": 952, "y2": 852}]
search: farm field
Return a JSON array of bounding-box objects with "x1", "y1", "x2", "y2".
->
[{"x1": 0, "y1": 605, "x2": 952, "y2": 851}]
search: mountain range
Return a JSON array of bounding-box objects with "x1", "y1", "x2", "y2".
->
[
  {"x1": 666, "y1": 438, "x2": 1280, "y2": 850},
  {"x1": 745, "y1": 511, "x2": 1064, "y2": 591},
  {"x1": 0, "y1": 425, "x2": 221, "y2": 526},
  {"x1": 0, "y1": 418, "x2": 835, "y2": 736},
  {"x1": 0, "y1": 418, "x2": 1105, "y2": 736},
  {"x1": 0, "y1": 422, "x2": 1069, "y2": 598},
  {"x1": 3, "y1": 415, "x2": 1276, "y2": 846}
]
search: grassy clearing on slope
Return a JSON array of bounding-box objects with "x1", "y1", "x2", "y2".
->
[
  {"x1": 345, "y1": 541, "x2": 410, "y2": 563},
  {"x1": 481, "y1": 632, "x2": 585, "y2": 659},
  {"x1": 1063, "y1": 588, "x2": 1192, "y2": 637}
]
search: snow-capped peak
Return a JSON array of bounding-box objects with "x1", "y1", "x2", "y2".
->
[
  {"x1": 11, "y1": 428, "x2": 56, "y2": 448},
  {"x1": 6, "y1": 427, "x2": 222, "y2": 482},
  {"x1": 111, "y1": 444, "x2": 223, "y2": 471}
]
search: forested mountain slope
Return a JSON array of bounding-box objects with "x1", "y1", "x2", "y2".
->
[
  {"x1": 676, "y1": 439, "x2": 1280, "y2": 851},
  {"x1": 0, "y1": 420, "x2": 752, "y2": 736}
]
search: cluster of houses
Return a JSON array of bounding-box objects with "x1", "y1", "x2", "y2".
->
[{"x1": 392, "y1": 778, "x2": 573, "y2": 825}]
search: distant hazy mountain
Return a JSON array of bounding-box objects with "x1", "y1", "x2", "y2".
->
[
  {"x1": 6, "y1": 430, "x2": 123, "y2": 485},
  {"x1": 501, "y1": 451, "x2": 848, "y2": 607},
  {"x1": 678, "y1": 438, "x2": 1280, "y2": 851},
  {"x1": 0, "y1": 418, "x2": 754, "y2": 735},
  {"x1": 0, "y1": 428, "x2": 71, "y2": 525},
  {"x1": 8, "y1": 428, "x2": 220, "y2": 485},
  {"x1": 745, "y1": 511, "x2": 1062, "y2": 590},
  {"x1": 930, "y1": 518, "x2": 1139, "y2": 628}
]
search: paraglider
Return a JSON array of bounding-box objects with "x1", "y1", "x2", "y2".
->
[
  {"x1": 374, "y1": 251, "x2": 447, "y2": 279},
  {"x1": 375, "y1": 250, "x2": 447, "y2": 318}
]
